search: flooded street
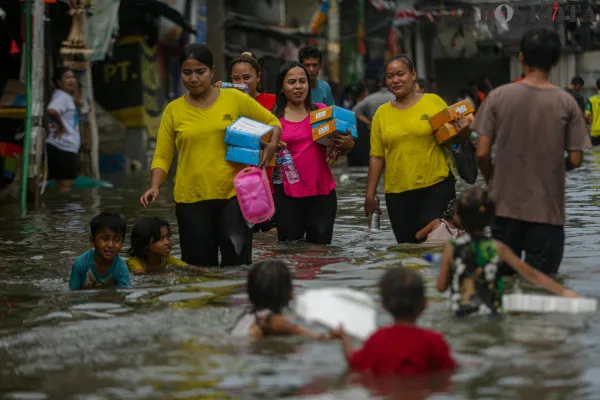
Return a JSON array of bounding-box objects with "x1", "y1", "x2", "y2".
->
[{"x1": 1, "y1": 157, "x2": 600, "y2": 400}]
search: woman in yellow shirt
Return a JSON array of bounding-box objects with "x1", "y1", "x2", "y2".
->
[
  {"x1": 364, "y1": 55, "x2": 456, "y2": 244},
  {"x1": 140, "y1": 44, "x2": 282, "y2": 267}
]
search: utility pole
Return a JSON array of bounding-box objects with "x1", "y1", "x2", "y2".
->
[
  {"x1": 327, "y1": 0, "x2": 340, "y2": 102},
  {"x1": 206, "y1": 0, "x2": 226, "y2": 82}
]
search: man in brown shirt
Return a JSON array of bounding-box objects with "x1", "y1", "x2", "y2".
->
[{"x1": 473, "y1": 28, "x2": 592, "y2": 275}]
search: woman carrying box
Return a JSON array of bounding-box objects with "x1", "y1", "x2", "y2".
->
[
  {"x1": 140, "y1": 44, "x2": 282, "y2": 267},
  {"x1": 272, "y1": 62, "x2": 354, "y2": 245},
  {"x1": 230, "y1": 51, "x2": 277, "y2": 233},
  {"x1": 364, "y1": 55, "x2": 462, "y2": 244}
]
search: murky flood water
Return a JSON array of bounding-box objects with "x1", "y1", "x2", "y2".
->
[{"x1": 1, "y1": 157, "x2": 600, "y2": 400}]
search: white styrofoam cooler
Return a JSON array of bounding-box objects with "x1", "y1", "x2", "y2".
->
[
  {"x1": 294, "y1": 288, "x2": 378, "y2": 340},
  {"x1": 503, "y1": 294, "x2": 597, "y2": 314}
]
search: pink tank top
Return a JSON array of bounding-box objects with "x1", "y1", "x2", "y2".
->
[
  {"x1": 279, "y1": 103, "x2": 336, "y2": 198},
  {"x1": 426, "y1": 220, "x2": 461, "y2": 243}
]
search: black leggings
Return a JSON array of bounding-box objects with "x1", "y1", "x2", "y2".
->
[
  {"x1": 175, "y1": 197, "x2": 253, "y2": 267},
  {"x1": 385, "y1": 177, "x2": 456, "y2": 244},
  {"x1": 273, "y1": 184, "x2": 337, "y2": 245}
]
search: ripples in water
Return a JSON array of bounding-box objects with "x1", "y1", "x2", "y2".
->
[{"x1": 1, "y1": 162, "x2": 600, "y2": 398}]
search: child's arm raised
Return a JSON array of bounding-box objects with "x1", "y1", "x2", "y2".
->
[
  {"x1": 436, "y1": 242, "x2": 455, "y2": 293},
  {"x1": 494, "y1": 240, "x2": 579, "y2": 298},
  {"x1": 416, "y1": 219, "x2": 439, "y2": 241}
]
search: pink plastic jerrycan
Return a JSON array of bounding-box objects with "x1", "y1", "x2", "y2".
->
[{"x1": 233, "y1": 167, "x2": 275, "y2": 224}]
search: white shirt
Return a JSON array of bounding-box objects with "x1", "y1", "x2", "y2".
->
[{"x1": 46, "y1": 89, "x2": 81, "y2": 154}]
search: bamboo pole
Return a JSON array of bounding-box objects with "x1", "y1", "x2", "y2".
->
[
  {"x1": 85, "y1": 60, "x2": 100, "y2": 179},
  {"x1": 20, "y1": 0, "x2": 33, "y2": 215}
]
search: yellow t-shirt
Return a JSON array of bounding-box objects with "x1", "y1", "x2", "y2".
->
[
  {"x1": 151, "y1": 89, "x2": 282, "y2": 203},
  {"x1": 370, "y1": 94, "x2": 452, "y2": 194},
  {"x1": 127, "y1": 255, "x2": 188, "y2": 274},
  {"x1": 585, "y1": 94, "x2": 600, "y2": 137}
]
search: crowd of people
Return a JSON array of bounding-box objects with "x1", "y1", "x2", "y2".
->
[{"x1": 66, "y1": 27, "x2": 592, "y2": 379}]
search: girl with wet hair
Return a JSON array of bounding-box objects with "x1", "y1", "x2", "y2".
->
[
  {"x1": 141, "y1": 43, "x2": 282, "y2": 267},
  {"x1": 46, "y1": 66, "x2": 80, "y2": 192},
  {"x1": 416, "y1": 198, "x2": 462, "y2": 244},
  {"x1": 436, "y1": 187, "x2": 578, "y2": 317},
  {"x1": 231, "y1": 260, "x2": 326, "y2": 338},
  {"x1": 127, "y1": 217, "x2": 207, "y2": 274},
  {"x1": 364, "y1": 54, "x2": 462, "y2": 244}
]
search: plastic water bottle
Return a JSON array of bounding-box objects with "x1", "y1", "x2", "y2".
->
[
  {"x1": 219, "y1": 82, "x2": 249, "y2": 93},
  {"x1": 424, "y1": 253, "x2": 442, "y2": 272},
  {"x1": 279, "y1": 148, "x2": 300, "y2": 184},
  {"x1": 370, "y1": 196, "x2": 381, "y2": 231},
  {"x1": 272, "y1": 158, "x2": 283, "y2": 185}
]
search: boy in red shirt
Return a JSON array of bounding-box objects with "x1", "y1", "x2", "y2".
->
[{"x1": 332, "y1": 267, "x2": 456, "y2": 375}]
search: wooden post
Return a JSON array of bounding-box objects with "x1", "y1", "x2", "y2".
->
[
  {"x1": 85, "y1": 60, "x2": 100, "y2": 179},
  {"x1": 29, "y1": 0, "x2": 46, "y2": 204}
]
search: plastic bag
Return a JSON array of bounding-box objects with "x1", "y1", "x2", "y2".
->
[{"x1": 449, "y1": 140, "x2": 478, "y2": 184}]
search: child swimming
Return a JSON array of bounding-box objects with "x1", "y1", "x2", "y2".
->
[
  {"x1": 332, "y1": 267, "x2": 456, "y2": 375},
  {"x1": 231, "y1": 260, "x2": 327, "y2": 338},
  {"x1": 69, "y1": 212, "x2": 131, "y2": 290},
  {"x1": 416, "y1": 198, "x2": 462, "y2": 243},
  {"x1": 127, "y1": 217, "x2": 207, "y2": 274},
  {"x1": 436, "y1": 187, "x2": 578, "y2": 317}
]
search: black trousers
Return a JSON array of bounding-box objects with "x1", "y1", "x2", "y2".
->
[
  {"x1": 385, "y1": 177, "x2": 456, "y2": 244},
  {"x1": 492, "y1": 216, "x2": 564, "y2": 275},
  {"x1": 175, "y1": 197, "x2": 253, "y2": 267},
  {"x1": 273, "y1": 184, "x2": 337, "y2": 245}
]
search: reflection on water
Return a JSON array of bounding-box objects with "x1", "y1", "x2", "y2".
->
[{"x1": 1, "y1": 161, "x2": 600, "y2": 399}]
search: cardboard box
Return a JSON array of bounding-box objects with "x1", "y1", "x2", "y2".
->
[
  {"x1": 428, "y1": 99, "x2": 475, "y2": 131},
  {"x1": 226, "y1": 145, "x2": 276, "y2": 167},
  {"x1": 310, "y1": 106, "x2": 357, "y2": 125},
  {"x1": 311, "y1": 119, "x2": 358, "y2": 146},
  {"x1": 434, "y1": 114, "x2": 474, "y2": 145},
  {"x1": 224, "y1": 117, "x2": 273, "y2": 150}
]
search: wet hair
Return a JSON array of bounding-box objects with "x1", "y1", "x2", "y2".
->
[
  {"x1": 53, "y1": 66, "x2": 73, "y2": 88},
  {"x1": 180, "y1": 43, "x2": 213, "y2": 68},
  {"x1": 128, "y1": 217, "x2": 170, "y2": 258},
  {"x1": 299, "y1": 45, "x2": 322, "y2": 63},
  {"x1": 272, "y1": 61, "x2": 318, "y2": 118},
  {"x1": 247, "y1": 260, "x2": 292, "y2": 313},
  {"x1": 571, "y1": 76, "x2": 584, "y2": 87},
  {"x1": 520, "y1": 29, "x2": 561, "y2": 73},
  {"x1": 230, "y1": 51, "x2": 261, "y2": 75},
  {"x1": 90, "y1": 212, "x2": 126, "y2": 238},
  {"x1": 456, "y1": 187, "x2": 496, "y2": 233},
  {"x1": 379, "y1": 267, "x2": 425, "y2": 319},
  {"x1": 442, "y1": 198, "x2": 457, "y2": 221},
  {"x1": 385, "y1": 54, "x2": 416, "y2": 73}
]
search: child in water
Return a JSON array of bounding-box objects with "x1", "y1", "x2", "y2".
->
[
  {"x1": 416, "y1": 199, "x2": 462, "y2": 244},
  {"x1": 69, "y1": 212, "x2": 131, "y2": 290},
  {"x1": 332, "y1": 267, "x2": 456, "y2": 375},
  {"x1": 231, "y1": 260, "x2": 327, "y2": 338},
  {"x1": 436, "y1": 187, "x2": 578, "y2": 317},
  {"x1": 127, "y1": 217, "x2": 207, "y2": 274}
]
